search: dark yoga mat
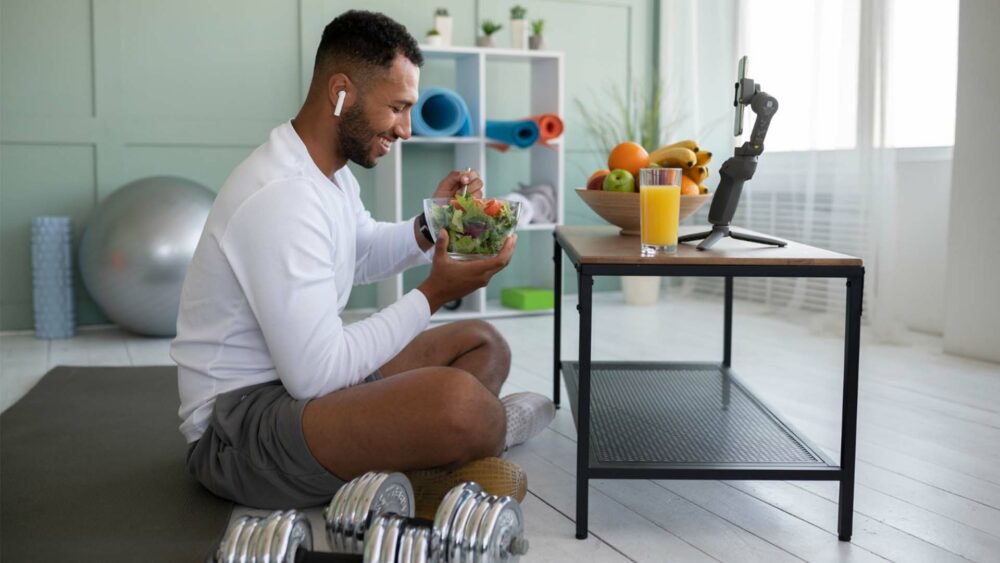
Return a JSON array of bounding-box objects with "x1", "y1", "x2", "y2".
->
[{"x1": 1, "y1": 366, "x2": 233, "y2": 562}]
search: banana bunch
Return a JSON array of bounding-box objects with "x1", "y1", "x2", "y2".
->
[{"x1": 648, "y1": 140, "x2": 712, "y2": 194}]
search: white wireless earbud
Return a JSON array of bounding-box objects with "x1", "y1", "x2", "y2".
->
[{"x1": 334, "y1": 91, "x2": 346, "y2": 117}]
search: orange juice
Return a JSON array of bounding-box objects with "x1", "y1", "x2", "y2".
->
[{"x1": 639, "y1": 183, "x2": 681, "y2": 253}]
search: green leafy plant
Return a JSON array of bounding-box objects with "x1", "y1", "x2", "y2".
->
[
  {"x1": 481, "y1": 19, "x2": 503, "y2": 36},
  {"x1": 435, "y1": 8, "x2": 449, "y2": 16},
  {"x1": 427, "y1": 28, "x2": 440, "y2": 36},
  {"x1": 531, "y1": 19, "x2": 544, "y2": 35},
  {"x1": 510, "y1": 5, "x2": 527, "y2": 20},
  {"x1": 575, "y1": 80, "x2": 686, "y2": 162}
]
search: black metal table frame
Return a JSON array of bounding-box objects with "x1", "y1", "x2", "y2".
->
[{"x1": 552, "y1": 232, "x2": 864, "y2": 541}]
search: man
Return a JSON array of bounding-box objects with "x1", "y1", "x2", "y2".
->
[{"x1": 171, "y1": 10, "x2": 555, "y2": 512}]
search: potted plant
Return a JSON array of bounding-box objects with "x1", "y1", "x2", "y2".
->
[
  {"x1": 426, "y1": 28, "x2": 443, "y2": 47},
  {"x1": 433, "y1": 8, "x2": 452, "y2": 47},
  {"x1": 510, "y1": 5, "x2": 528, "y2": 49},
  {"x1": 529, "y1": 19, "x2": 545, "y2": 50},
  {"x1": 478, "y1": 20, "x2": 502, "y2": 47}
]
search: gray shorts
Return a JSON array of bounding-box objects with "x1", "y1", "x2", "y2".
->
[{"x1": 186, "y1": 373, "x2": 381, "y2": 509}]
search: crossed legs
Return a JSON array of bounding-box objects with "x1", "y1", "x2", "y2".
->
[{"x1": 302, "y1": 320, "x2": 511, "y2": 481}]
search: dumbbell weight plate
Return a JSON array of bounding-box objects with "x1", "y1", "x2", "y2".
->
[
  {"x1": 324, "y1": 478, "x2": 351, "y2": 551},
  {"x1": 379, "y1": 515, "x2": 408, "y2": 563},
  {"x1": 269, "y1": 510, "x2": 312, "y2": 563},
  {"x1": 447, "y1": 491, "x2": 487, "y2": 563},
  {"x1": 234, "y1": 518, "x2": 261, "y2": 563},
  {"x1": 473, "y1": 497, "x2": 525, "y2": 563},
  {"x1": 347, "y1": 472, "x2": 414, "y2": 553},
  {"x1": 459, "y1": 495, "x2": 498, "y2": 563},
  {"x1": 403, "y1": 525, "x2": 431, "y2": 563},
  {"x1": 362, "y1": 514, "x2": 397, "y2": 563},
  {"x1": 216, "y1": 516, "x2": 251, "y2": 563},
  {"x1": 254, "y1": 511, "x2": 286, "y2": 563},
  {"x1": 432, "y1": 482, "x2": 483, "y2": 560},
  {"x1": 369, "y1": 473, "x2": 414, "y2": 522},
  {"x1": 341, "y1": 471, "x2": 380, "y2": 553},
  {"x1": 327, "y1": 472, "x2": 367, "y2": 553},
  {"x1": 348, "y1": 473, "x2": 385, "y2": 563}
]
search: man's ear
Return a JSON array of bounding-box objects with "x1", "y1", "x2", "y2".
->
[{"x1": 327, "y1": 73, "x2": 354, "y2": 115}]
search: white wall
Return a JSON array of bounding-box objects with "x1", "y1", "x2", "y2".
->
[{"x1": 943, "y1": 0, "x2": 1000, "y2": 362}]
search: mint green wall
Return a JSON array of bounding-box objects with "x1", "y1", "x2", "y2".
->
[{"x1": 0, "y1": 0, "x2": 656, "y2": 330}]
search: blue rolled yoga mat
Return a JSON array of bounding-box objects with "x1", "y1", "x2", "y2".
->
[
  {"x1": 31, "y1": 216, "x2": 75, "y2": 339},
  {"x1": 412, "y1": 88, "x2": 472, "y2": 137},
  {"x1": 486, "y1": 120, "x2": 541, "y2": 148}
]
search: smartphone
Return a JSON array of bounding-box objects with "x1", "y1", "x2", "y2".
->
[{"x1": 733, "y1": 56, "x2": 749, "y2": 136}]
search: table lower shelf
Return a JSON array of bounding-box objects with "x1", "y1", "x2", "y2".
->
[{"x1": 562, "y1": 361, "x2": 841, "y2": 480}]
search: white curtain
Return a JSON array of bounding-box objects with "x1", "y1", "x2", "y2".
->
[{"x1": 660, "y1": 0, "x2": 907, "y2": 341}]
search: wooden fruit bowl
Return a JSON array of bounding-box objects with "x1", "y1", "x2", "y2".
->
[{"x1": 575, "y1": 188, "x2": 712, "y2": 236}]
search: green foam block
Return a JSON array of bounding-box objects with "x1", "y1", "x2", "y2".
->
[{"x1": 501, "y1": 287, "x2": 554, "y2": 311}]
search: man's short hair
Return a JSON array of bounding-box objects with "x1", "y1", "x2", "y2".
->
[{"x1": 313, "y1": 10, "x2": 424, "y2": 88}]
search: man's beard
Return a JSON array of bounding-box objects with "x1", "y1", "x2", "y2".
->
[{"x1": 338, "y1": 104, "x2": 379, "y2": 169}]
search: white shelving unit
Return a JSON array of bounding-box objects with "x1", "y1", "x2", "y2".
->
[{"x1": 371, "y1": 45, "x2": 564, "y2": 321}]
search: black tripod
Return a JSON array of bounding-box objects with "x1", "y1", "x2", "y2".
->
[{"x1": 679, "y1": 56, "x2": 787, "y2": 251}]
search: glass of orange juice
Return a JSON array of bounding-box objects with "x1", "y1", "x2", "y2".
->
[{"x1": 639, "y1": 168, "x2": 682, "y2": 256}]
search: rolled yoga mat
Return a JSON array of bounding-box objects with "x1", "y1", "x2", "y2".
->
[
  {"x1": 411, "y1": 87, "x2": 472, "y2": 137},
  {"x1": 487, "y1": 114, "x2": 563, "y2": 151},
  {"x1": 31, "y1": 216, "x2": 74, "y2": 339},
  {"x1": 485, "y1": 119, "x2": 541, "y2": 149}
]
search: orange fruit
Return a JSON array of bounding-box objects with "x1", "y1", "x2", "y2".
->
[
  {"x1": 608, "y1": 142, "x2": 649, "y2": 180},
  {"x1": 680, "y1": 174, "x2": 700, "y2": 196}
]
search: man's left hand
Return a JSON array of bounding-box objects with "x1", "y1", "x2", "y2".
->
[{"x1": 433, "y1": 169, "x2": 484, "y2": 199}]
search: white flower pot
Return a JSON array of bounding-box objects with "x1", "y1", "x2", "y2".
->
[
  {"x1": 426, "y1": 34, "x2": 444, "y2": 47},
  {"x1": 621, "y1": 276, "x2": 661, "y2": 306},
  {"x1": 434, "y1": 15, "x2": 453, "y2": 46},
  {"x1": 510, "y1": 19, "x2": 529, "y2": 50},
  {"x1": 477, "y1": 35, "x2": 496, "y2": 48}
]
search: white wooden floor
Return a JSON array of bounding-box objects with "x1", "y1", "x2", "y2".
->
[{"x1": 2, "y1": 292, "x2": 999, "y2": 562}]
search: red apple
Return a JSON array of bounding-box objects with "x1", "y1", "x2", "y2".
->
[{"x1": 587, "y1": 173, "x2": 608, "y2": 191}]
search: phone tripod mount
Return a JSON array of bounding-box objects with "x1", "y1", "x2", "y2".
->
[{"x1": 679, "y1": 56, "x2": 787, "y2": 251}]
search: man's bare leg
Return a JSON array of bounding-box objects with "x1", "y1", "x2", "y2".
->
[
  {"x1": 302, "y1": 367, "x2": 505, "y2": 481},
  {"x1": 378, "y1": 320, "x2": 511, "y2": 395}
]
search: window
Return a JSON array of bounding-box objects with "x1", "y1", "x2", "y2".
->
[
  {"x1": 738, "y1": 0, "x2": 958, "y2": 151},
  {"x1": 883, "y1": 0, "x2": 959, "y2": 148},
  {"x1": 739, "y1": 0, "x2": 861, "y2": 151}
]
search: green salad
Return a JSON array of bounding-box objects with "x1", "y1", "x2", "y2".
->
[{"x1": 429, "y1": 194, "x2": 517, "y2": 256}]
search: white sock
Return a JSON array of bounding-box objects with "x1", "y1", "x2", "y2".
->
[{"x1": 502, "y1": 392, "x2": 556, "y2": 449}]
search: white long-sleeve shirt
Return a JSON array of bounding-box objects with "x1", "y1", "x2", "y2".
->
[{"x1": 172, "y1": 121, "x2": 432, "y2": 443}]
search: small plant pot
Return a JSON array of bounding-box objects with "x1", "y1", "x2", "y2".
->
[
  {"x1": 477, "y1": 35, "x2": 496, "y2": 48},
  {"x1": 426, "y1": 34, "x2": 444, "y2": 47},
  {"x1": 510, "y1": 19, "x2": 529, "y2": 49},
  {"x1": 529, "y1": 35, "x2": 544, "y2": 50},
  {"x1": 434, "y1": 15, "x2": 453, "y2": 46}
]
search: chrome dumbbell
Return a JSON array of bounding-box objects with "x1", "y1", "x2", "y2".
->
[
  {"x1": 324, "y1": 471, "x2": 415, "y2": 554},
  {"x1": 430, "y1": 482, "x2": 528, "y2": 563},
  {"x1": 217, "y1": 472, "x2": 529, "y2": 563},
  {"x1": 215, "y1": 510, "x2": 313, "y2": 563},
  {"x1": 216, "y1": 510, "x2": 363, "y2": 563},
  {"x1": 345, "y1": 483, "x2": 527, "y2": 563}
]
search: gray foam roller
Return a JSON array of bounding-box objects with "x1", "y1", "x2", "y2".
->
[{"x1": 31, "y1": 216, "x2": 75, "y2": 339}]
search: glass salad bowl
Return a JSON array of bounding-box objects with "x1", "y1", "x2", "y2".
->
[{"x1": 423, "y1": 195, "x2": 520, "y2": 260}]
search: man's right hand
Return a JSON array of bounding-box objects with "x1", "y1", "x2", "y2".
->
[{"x1": 417, "y1": 229, "x2": 517, "y2": 313}]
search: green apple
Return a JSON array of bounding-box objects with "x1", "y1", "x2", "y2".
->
[{"x1": 603, "y1": 169, "x2": 635, "y2": 192}]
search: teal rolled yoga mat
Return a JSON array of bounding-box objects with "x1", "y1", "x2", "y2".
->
[
  {"x1": 412, "y1": 88, "x2": 472, "y2": 137},
  {"x1": 486, "y1": 120, "x2": 541, "y2": 148}
]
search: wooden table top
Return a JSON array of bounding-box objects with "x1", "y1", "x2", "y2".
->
[{"x1": 555, "y1": 225, "x2": 863, "y2": 267}]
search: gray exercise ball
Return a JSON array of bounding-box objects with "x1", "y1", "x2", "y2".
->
[{"x1": 79, "y1": 176, "x2": 214, "y2": 336}]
